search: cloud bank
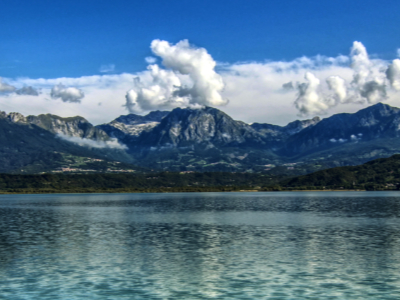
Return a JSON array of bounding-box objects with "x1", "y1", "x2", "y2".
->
[
  {"x1": 291, "y1": 41, "x2": 399, "y2": 116},
  {"x1": 3, "y1": 39, "x2": 400, "y2": 126}
]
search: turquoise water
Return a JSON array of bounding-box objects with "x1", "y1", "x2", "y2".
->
[{"x1": 0, "y1": 191, "x2": 400, "y2": 299}]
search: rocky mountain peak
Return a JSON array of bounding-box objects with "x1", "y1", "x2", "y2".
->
[
  {"x1": 283, "y1": 116, "x2": 321, "y2": 135},
  {"x1": 0, "y1": 112, "x2": 109, "y2": 141},
  {"x1": 7, "y1": 112, "x2": 27, "y2": 123},
  {"x1": 137, "y1": 106, "x2": 264, "y2": 147},
  {"x1": 361, "y1": 102, "x2": 399, "y2": 116},
  {"x1": 250, "y1": 116, "x2": 320, "y2": 139},
  {"x1": 281, "y1": 102, "x2": 400, "y2": 156},
  {"x1": 114, "y1": 110, "x2": 169, "y2": 125},
  {"x1": 98, "y1": 110, "x2": 170, "y2": 139},
  {"x1": 143, "y1": 110, "x2": 170, "y2": 122}
]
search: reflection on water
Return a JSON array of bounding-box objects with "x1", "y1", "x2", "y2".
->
[{"x1": 0, "y1": 192, "x2": 400, "y2": 299}]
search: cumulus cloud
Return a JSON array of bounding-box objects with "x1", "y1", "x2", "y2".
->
[
  {"x1": 386, "y1": 59, "x2": 400, "y2": 90},
  {"x1": 291, "y1": 41, "x2": 395, "y2": 116},
  {"x1": 0, "y1": 78, "x2": 16, "y2": 93},
  {"x1": 15, "y1": 86, "x2": 39, "y2": 96},
  {"x1": 125, "y1": 64, "x2": 185, "y2": 112},
  {"x1": 99, "y1": 64, "x2": 115, "y2": 73},
  {"x1": 294, "y1": 72, "x2": 329, "y2": 115},
  {"x1": 326, "y1": 76, "x2": 347, "y2": 105},
  {"x1": 124, "y1": 39, "x2": 227, "y2": 113},
  {"x1": 151, "y1": 39, "x2": 227, "y2": 105},
  {"x1": 349, "y1": 41, "x2": 387, "y2": 104},
  {"x1": 350, "y1": 41, "x2": 372, "y2": 88},
  {"x1": 57, "y1": 133, "x2": 127, "y2": 150},
  {"x1": 51, "y1": 83, "x2": 84, "y2": 103}
]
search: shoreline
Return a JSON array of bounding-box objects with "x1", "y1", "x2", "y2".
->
[{"x1": 1, "y1": 188, "x2": 394, "y2": 195}]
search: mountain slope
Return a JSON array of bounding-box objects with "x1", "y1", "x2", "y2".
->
[
  {"x1": 7, "y1": 112, "x2": 109, "y2": 140},
  {"x1": 135, "y1": 106, "x2": 266, "y2": 148},
  {"x1": 0, "y1": 111, "x2": 141, "y2": 173},
  {"x1": 95, "y1": 103, "x2": 400, "y2": 172},
  {"x1": 281, "y1": 103, "x2": 400, "y2": 156},
  {"x1": 3, "y1": 102, "x2": 400, "y2": 174},
  {"x1": 97, "y1": 110, "x2": 169, "y2": 141},
  {"x1": 281, "y1": 154, "x2": 400, "y2": 190}
]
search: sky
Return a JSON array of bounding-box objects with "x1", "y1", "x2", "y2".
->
[{"x1": 1, "y1": 0, "x2": 400, "y2": 125}]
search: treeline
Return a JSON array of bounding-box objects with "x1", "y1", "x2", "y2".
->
[
  {"x1": 2, "y1": 154, "x2": 400, "y2": 194},
  {"x1": 279, "y1": 154, "x2": 400, "y2": 191},
  {"x1": 0, "y1": 172, "x2": 282, "y2": 194}
]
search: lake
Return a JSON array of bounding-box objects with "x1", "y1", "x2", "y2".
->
[{"x1": 0, "y1": 191, "x2": 400, "y2": 299}]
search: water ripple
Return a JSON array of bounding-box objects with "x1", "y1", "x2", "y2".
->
[{"x1": 0, "y1": 192, "x2": 400, "y2": 299}]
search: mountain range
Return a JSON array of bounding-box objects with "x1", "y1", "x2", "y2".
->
[{"x1": 2, "y1": 102, "x2": 400, "y2": 174}]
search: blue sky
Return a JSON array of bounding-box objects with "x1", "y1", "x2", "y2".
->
[
  {"x1": 1, "y1": 0, "x2": 400, "y2": 125},
  {"x1": 1, "y1": 0, "x2": 399, "y2": 78}
]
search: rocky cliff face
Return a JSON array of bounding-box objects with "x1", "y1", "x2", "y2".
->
[
  {"x1": 114, "y1": 110, "x2": 170, "y2": 125},
  {"x1": 250, "y1": 116, "x2": 321, "y2": 146},
  {"x1": 283, "y1": 117, "x2": 321, "y2": 135},
  {"x1": 7, "y1": 112, "x2": 28, "y2": 123},
  {"x1": 3, "y1": 112, "x2": 109, "y2": 141},
  {"x1": 135, "y1": 107, "x2": 266, "y2": 148},
  {"x1": 97, "y1": 111, "x2": 169, "y2": 140},
  {"x1": 28, "y1": 114, "x2": 109, "y2": 140}
]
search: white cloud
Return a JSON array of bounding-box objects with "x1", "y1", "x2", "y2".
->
[
  {"x1": 350, "y1": 134, "x2": 362, "y2": 142},
  {"x1": 57, "y1": 133, "x2": 127, "y2": 150},
  {"x1": 219, "y1": 55, "x2": 356, "y2": 124},
  {"x1": 51, "y1": 83, "x2": 85, "y2": 103},
  {"x1": 99, "y1": 64, "x2": 115, "y2": 73},
  {"x1": 275, "y1": 41, "x2": 394, "y2": 116},
  {"x1": 386, "y1": 59, "x2": 400, "y2": 91},
  {"x1": 326, "y1": 76, "x2": 347, "y2": 105},
  {"x1": 294, "y1": 72, "x2": 329, "y2": 116},
  {"x1": 349, "y1": 41, "x2": 387, "y2": 104},
  {"x1": 125, "y1": 39, "x2": 227, "y2": 113},
  {"x1": 2, "y1": 74, "x2": 134, "y2": 125},
  {"x1": 330, "y1": 138, "x2": 348, "y2": 143},
  {"x1": 151, "y1": 39, "x2": 227, "y2": 106},
  {"x1": 125, "y1": 64, "x2": 187, "y2": 112}
]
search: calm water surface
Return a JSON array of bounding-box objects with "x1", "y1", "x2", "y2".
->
[{"x1": 1, "y1": 191, "x2": 400, "y2": 299}]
